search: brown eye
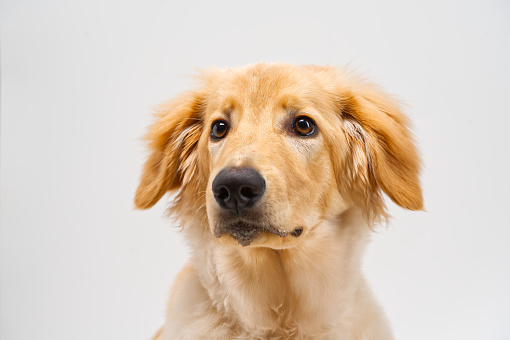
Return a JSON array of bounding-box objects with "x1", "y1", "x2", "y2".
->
[
  {"x1": 211, "y1": 120, "x2": 229, "y2": 140},
  {"x1": 293, "y1": 116, "x2": 317, "y2": 137}
]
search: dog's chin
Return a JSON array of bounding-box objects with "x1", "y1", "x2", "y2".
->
[{"x1": 213, "y1": 221, "x2": 304, "y2": 248}]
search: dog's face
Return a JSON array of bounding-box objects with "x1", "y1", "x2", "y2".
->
[
  {"x1": 203, "y1": 69, "x2": 345, "y2": 248},
  {"x1": 135, "y1": 63, "x2": 423, "y2": 248}
]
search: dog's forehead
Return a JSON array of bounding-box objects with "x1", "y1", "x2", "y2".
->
[{"x1": 204, "y1": 64, "x2": 330, "y2": 115}]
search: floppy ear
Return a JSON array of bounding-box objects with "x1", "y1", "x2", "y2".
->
[
  {"x1": 340, "y1": 84, "x2": 423, "y2": 217},
  {"x1": 134, "y1": 90, "x2": 205, "y2": 209}
]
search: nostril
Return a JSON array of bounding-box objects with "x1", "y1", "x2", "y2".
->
[
  {"x1": 239, "y1": 186, "x2": 259, "y2": 200},
  {"x1": 216, "y1": 187, "x2": 230, "y2": 201}
]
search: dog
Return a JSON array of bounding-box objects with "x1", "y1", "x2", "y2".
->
[{"x1": 135, "y1": 62, "x2": 422, "y2": 339}]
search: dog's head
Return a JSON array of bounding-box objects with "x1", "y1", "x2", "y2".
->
[{"x1": 135, "y1": 63, "x2": 422, "y2": 248}]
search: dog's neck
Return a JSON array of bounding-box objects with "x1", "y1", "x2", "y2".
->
[{"x1": 188, "y1": 208, "x2": 371, "y2": 337}]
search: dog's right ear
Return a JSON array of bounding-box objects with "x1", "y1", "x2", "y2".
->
[{"x1": 134, "y1": 90, "x2": 205, "y2": 209}]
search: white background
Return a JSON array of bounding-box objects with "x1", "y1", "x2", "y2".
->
[{"x1": 1, "y1": 0, "x2": 510, "y2": 339}]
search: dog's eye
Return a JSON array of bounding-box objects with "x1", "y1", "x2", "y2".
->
[
  {"x1": 211, "y1": 120, "x2": 229, "y2": 140},
  {"x1": 292, "y1": 116, "x2": 317, "y2": 137}
]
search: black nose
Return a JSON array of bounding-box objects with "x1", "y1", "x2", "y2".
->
[{"x1": 212, "y1": 167, "x2": 266, "y2": 214}]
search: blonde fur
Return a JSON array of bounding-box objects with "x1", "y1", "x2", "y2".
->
[{"x1": 135, "y1": 63, "x2": 422, "y2": 340}]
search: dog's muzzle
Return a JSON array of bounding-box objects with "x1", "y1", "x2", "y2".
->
[{"x1": 211, "y1": 167, "x2": 303, "y2": 246}]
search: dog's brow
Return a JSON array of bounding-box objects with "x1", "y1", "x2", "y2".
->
[
  {"x1": 279, "y1": 94, "x2": 305, "y2": 109},
  {"x1": 218, "y1": 97, "x2": 237, "y2": 112}
]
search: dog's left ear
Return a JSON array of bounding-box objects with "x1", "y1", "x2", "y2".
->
[
  {"x1": 134, "y1": 90, "x2": 205, "y2": 209},
  {"x1": 339, "y1": 84, "x2": 423, "y2": 213}
]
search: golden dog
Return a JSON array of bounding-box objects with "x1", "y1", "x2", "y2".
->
[{"x1": 135, "y1": 63, "x2": 422, "y2": 339}]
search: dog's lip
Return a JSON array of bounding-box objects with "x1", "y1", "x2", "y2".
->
[{"x1": 214, "y1": 220, "x2": 299, "y2": 247}]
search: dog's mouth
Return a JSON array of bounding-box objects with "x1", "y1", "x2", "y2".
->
[{"x1": 214, "y1": 221, "x2": 303, "y2": 247}]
